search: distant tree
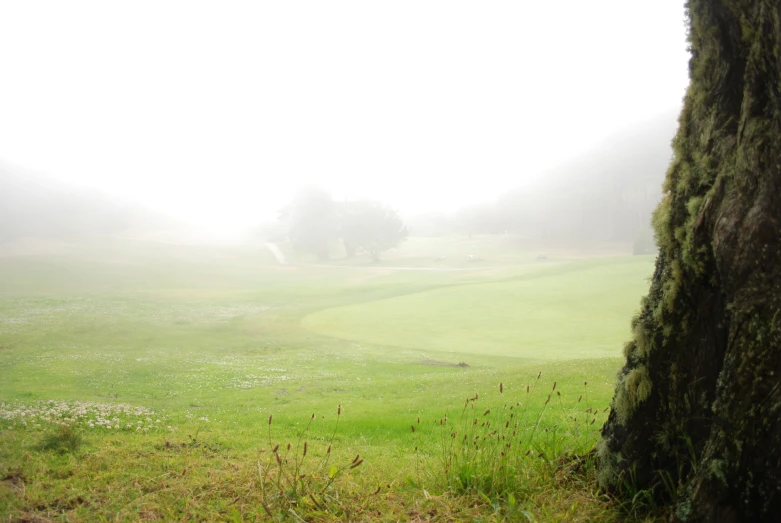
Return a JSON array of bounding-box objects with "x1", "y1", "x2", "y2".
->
[
  {"x1": 339, "y1": 200, "x2": 407, "y2": 261},
  {"x1": 284, "y1": 188, "x2": 338, "y2": 261}
]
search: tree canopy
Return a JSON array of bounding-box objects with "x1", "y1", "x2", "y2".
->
[
  {"x1": 284, "y1": 188, "x2": 339, "y2": 261},
  {"x1": 281, "y1": 190, "x2": 406, "y2": 261},
  {"x1": 339, "y1": 200, "x2": 407, "y2": 261}
]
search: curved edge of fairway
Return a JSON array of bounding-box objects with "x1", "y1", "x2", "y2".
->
[{"x1": 301, "y1": 255, "x2": 655, "y2": 360}]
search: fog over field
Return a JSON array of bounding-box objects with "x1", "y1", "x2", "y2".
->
[
  {"x1": 0, "y1": 1, "x2": 688, "y2": 241},
  {"x1": 1, "y1": 109, "x2": 678, "y2": 251},
  {"x1": 0, "y1": 2, "x2": 702, "y2": 521}
]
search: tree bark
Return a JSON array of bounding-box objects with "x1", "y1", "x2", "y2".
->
[{"x1": 598, "y1": 2, "x2": 781, "y2": 521}]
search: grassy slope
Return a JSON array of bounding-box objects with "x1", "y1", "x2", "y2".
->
[{"x1": 0, "y1": 238, "x2": 654, "y2": 521}]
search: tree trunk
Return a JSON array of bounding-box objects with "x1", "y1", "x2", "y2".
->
[{"x1": 598, "y1": 2, "x2": 781, "y2": 521}]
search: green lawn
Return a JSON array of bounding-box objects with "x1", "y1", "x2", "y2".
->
[
  {"x1": 303, "y1": 256, "x2": 652, "y2": 359},
  {"x1": 0, "y1": 237, "x2": 655, "y2": 521}
]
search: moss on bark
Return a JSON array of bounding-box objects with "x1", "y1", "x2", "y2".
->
[{"x1": 599, "y1": 1, "x2": 781, "y2": 521}]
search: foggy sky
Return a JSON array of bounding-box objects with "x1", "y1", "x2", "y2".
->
[{"x1": 0, "y1": 1, "x2": 689, "y2": 232}]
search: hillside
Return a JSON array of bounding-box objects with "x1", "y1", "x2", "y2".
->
[
  {"x1": 0, "y1": 162, "x2": 175, "y2": 246},
  {"x1": 415, "y1": 110, "x2": 678, "y2": 250},
  {"x1": 502, "y1": 109, "x2": 678, "y2": 245}
]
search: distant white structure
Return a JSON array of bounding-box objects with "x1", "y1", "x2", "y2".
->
[{"x1": 264, "y1": 242, "x2": 287, "y2": 264}]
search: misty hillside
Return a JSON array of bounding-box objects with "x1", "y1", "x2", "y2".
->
[
  {"x1": 0, "y1": 162, "x2": 171, "y2": 244},
  {"x1": 502, "y1": 109, "x2": 678, "y2": 244},
  {"x1": 413, "y1": 110, "x2": 678, "y2": 249}
]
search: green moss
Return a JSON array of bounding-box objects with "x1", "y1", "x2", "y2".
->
[
  {"x1": 597, "y1": 437, "x2": 622, "y2": 488},
  {"x1": 623, "y1": 340, "x2": 636, "y2": 358},
  {"x1": 685, "y1": 196, "x2": 704, "y2": 218},
  {"x1": 670, "y1": 259, "x2": 684, "y2": 284},
  {"x1": 708, "y1": 459, "x2": 728, "y2": 486},
  {"x1": 613, "y1": 365, "x2": 653, "y2": 425},
  {"x1": 674, "y1": 225, "x2": 687, "y2": 244},
  {"x1": 652, "y1": 194, "x2": 674, "y2": 249},
  {"x1": 625, "y1": 366, "x2": 653, "y2": 406},
  {"x1": 633, "y1": 322, "x2": 650, "y2": 358}
]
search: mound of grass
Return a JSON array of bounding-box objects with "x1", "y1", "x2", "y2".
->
[{"x1": 37, "y1": 424, "x2": 82, "y2": 454}]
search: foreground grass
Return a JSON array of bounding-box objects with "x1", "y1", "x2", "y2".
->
[
  {"x1": 0, "y1": 237, "x2": 654, "y2": 520},
  {"x1": 0, "y1": 360, "x2": 618, "y2": 521}
]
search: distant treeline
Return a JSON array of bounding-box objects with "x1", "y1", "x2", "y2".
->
[
  {"x1": 0, "y1": 162, "x2": 161, "y2": 242},
  {"x1": 407, "y1": 111, "x2": 677, "y2": 252},
  {"x1": 272, "y1": 189, "x2": 408, "y2": 261}
]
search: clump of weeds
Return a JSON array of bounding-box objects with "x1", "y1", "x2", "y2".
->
[
  {"x1": 258, "y1": 404, "x2": 379, "y2": 520},
  {"x1": 37, "y1": 423, "x2": 83, "y2": 455},
  {"x1": 413, "y1": 374, "x2": 609, "y2": 518}
]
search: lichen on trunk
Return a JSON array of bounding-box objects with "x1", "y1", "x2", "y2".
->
[{"x1": 598, "y1": 1, "x2": 781, "y2": 521}]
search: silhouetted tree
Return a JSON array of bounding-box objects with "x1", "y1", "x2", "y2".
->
[
  {"x1": 339, "y1": 200, "x2": 407, "y2": 261},
  {"x1": 598, "y1": 2, "x2": 781, "y2": 521},
  {"x1": 285, "y1": 188, "x2": 338, "y2": 261}
]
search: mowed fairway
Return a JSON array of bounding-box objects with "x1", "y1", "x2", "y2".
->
[{"x1": 303, "y1": 256, "x2": 653, "y2": 359}]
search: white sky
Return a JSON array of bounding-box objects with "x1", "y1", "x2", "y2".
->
[{"x1": 0, "y1": 1, "x2": 690, "y2": 231}]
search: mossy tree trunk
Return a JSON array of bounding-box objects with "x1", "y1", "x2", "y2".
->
[{"x1": 598, "y1": 1, "x2": 781, "y2": 521}]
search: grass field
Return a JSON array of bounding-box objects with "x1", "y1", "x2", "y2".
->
[
  {"x1": 303, "y1": 257, "x2": 651, "y2": 359},
  {"x1": 0, "y1": 237, "x2": 655, "y2": 521}
]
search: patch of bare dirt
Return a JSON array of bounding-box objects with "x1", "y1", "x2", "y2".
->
[{"x1": 420, "y1": 359, "x2": 469, "y2": 368}]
